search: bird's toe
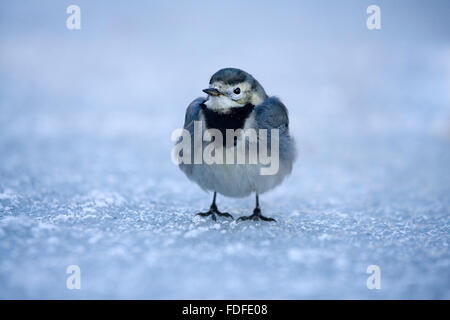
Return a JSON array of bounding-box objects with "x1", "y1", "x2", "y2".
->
[{"x1": 217, "y1": 211, "x2": 234, "y2": 219}]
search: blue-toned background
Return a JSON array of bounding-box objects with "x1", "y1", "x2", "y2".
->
[{"x1": 0, "y1": 0, "x2": 449, "y2": 298}]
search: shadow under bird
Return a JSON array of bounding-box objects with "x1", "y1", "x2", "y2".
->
[{"x1": 179, "y1": 68, "x2": 296, "y2": 221}]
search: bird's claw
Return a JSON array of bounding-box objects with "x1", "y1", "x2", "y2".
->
[
  {"x1": 196, "y1": 208, "x2": 234, "y2": 221},
  {"x1": 216, "y1": 211, "x2": 234, "y2": 219},
  {"x1": 237, "y1": 208, "x2": 276, "y2": 222},
  {"x1": 196, "y1": 211, "x2": 215, "y2": 220}
]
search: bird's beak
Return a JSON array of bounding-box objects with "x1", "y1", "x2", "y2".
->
[{"x1": 203, "y1": 88, "x2": 221, "y2": 96}]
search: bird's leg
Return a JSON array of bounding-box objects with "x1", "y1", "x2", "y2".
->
[
  {"x1": 196, "y1": 192, "x2": 234, "y2": 221},
  {"x1": 237, "y1": 194, "x2": 276, "y2": 222}
]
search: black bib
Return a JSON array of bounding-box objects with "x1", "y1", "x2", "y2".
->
[{"x1": 201, "y1": 103, "x2": 255, "y2": 140}]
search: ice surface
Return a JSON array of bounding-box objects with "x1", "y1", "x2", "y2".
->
[{"x1": 0, "y1": 0, "x2": 449, "y2": 299}]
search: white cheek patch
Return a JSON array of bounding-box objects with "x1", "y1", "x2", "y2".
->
[{"x1": 205, "y1": 95, "x2": 243, "y2": 112}]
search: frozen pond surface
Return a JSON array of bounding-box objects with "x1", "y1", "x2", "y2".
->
[
  {"x1": 0, "y1": 115, "x2": 448, "y2": 299},
  {"x1": 0, "y1": 1, "x2": 449, "y2": 299}
]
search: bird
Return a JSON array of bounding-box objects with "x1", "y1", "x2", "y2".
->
[{"x1": 178, "y1": 68, "x2": 296, "y2": 222}]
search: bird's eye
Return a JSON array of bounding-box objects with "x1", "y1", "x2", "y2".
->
[{"x1": 233, "y1": 87, "x2": 241, "y2": 94}]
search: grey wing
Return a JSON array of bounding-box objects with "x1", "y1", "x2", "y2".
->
[
  {"x1": 179, "y1": 97, "x2": 205, "y2": 176},
  {"x1": 184, "y1": 97, "x2": 206, "y2": 131},
  {"x1": 255, "y1": 96, "x2": 297, "y2": 164},
  {"x1": 255, "y1": 97, "x2": 289, "y2": 133}
]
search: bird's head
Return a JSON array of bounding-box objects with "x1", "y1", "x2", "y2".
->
[{"x1": 203, "y1": 68, "x2": 267, "y2": 112}]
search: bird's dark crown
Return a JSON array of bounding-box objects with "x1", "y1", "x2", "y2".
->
[{"x1": 209, "y1": 68, "x2": 256, "y2": 88}]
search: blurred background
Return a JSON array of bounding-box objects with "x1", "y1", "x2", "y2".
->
[{"x1": 0, "y1": 0, "x2": 449, "y2": 299}]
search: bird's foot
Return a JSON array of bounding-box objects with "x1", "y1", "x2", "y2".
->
[
  {"x1": 196, "y1": 205, "x2": 234, "y2": 221},
  {"x1": 237, "y1": 207, "x2": 276, "y2": 222}
]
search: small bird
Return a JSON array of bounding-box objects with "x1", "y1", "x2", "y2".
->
[{"x1": 179, "y1": 68, "x2": 296, "y2": 221}]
